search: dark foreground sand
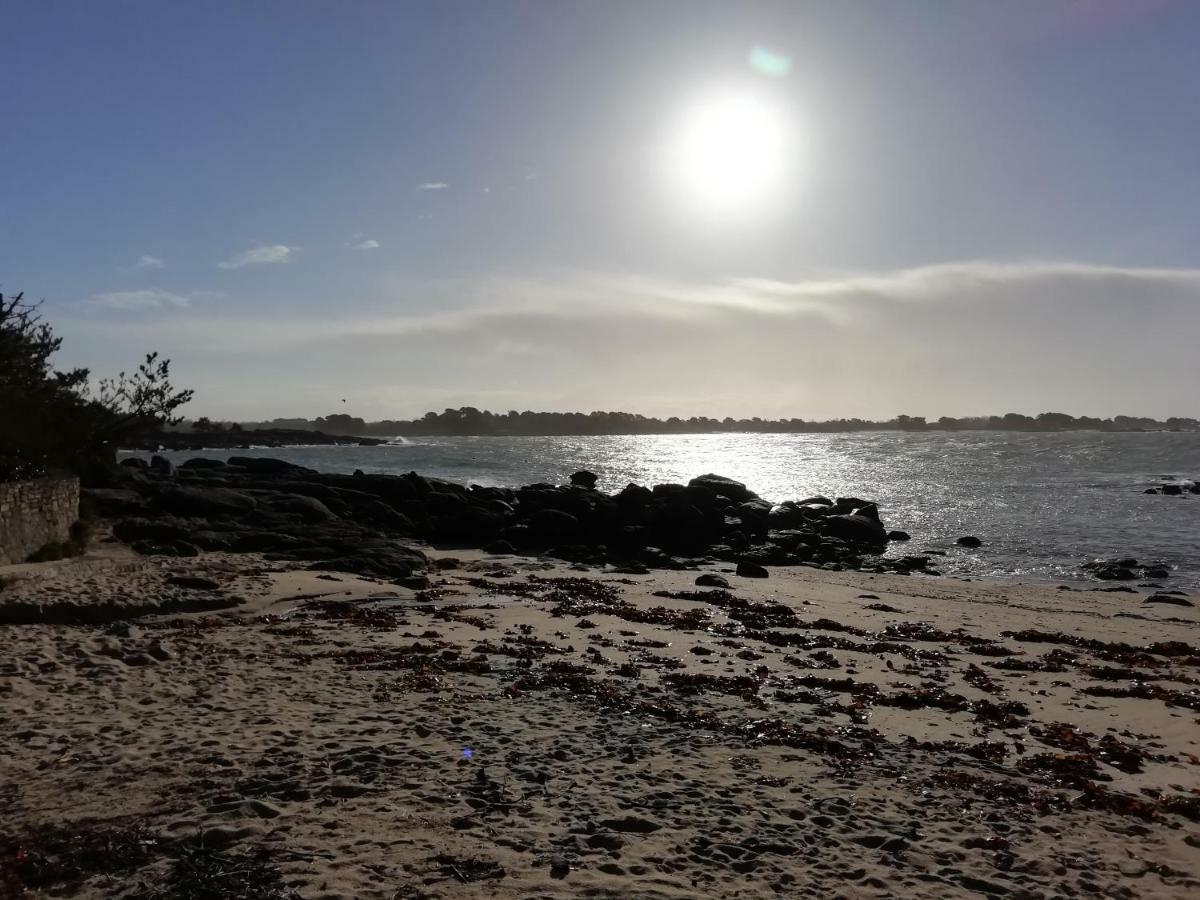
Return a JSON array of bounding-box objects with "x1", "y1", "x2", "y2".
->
[{"x1": 1, "y1": 540, "x2": 1198, "y2": 898}]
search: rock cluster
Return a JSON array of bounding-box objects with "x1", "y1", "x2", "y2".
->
[
  {"x1": 1144, "y1": 479, "x2": 1199, "y2": 495},
  {"x1": 95, "y1": 460, "x2": 933, "y2": 579},
  {"x1": 1082, "y1": 558, "x2": 1171, "y2": 581}
]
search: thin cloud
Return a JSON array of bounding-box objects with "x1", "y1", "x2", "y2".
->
[
  {"x1": 88, "y1": 289, "x2": 192, "y2": 310},
  {"x1": 418, "y1": 182, "x2": 448, "y2": 191},
  {"x1": 353, "y1": 239, "x2": 380, "y2": 250},
  {"x1": 62, "y1": 259, "x2": 1200, "y2": 419},
  {"x1": 132, "y1": 255, "x2": 165, "y2": 270},
  {"x1": 217, "y1": 244, "x2": 295, "y2": 269}
]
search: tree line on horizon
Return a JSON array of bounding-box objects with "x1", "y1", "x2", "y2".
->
[{"x1": 180, "y1": 408, "x2": 1200, "y2": 437}]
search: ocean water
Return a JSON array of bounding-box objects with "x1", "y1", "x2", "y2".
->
[{"x1": 124, "y1": 432, "x2": 1200, "y2": 590}]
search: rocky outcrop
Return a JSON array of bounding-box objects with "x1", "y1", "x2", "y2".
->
[{"x1": 99, "y1": 458, "x2": 945, "y2": 580}]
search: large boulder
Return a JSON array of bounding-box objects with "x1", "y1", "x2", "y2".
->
[
  {"x1": 114, "y1": 517, "x2": 196, "y2": 544},
  {"x1": 307, "y1": 544, "x2": 428, "y2": 579},
  {"x1": 687, "y1": 474, "x2": 757, "y2": 503},
  {"x1": 570, "y1": 470, "x2": 599, "y2": 489},
  {"x1": 262, "y1": 493, "x2": 338, "y2": 523},
  {"x1": 526, "y1": 508, "x2": 580, "y2": 541},
  {"x1": 158, "y1": 485, "x2": 257, "y2": 518},
  {"x1": 82, "y1": 488, "x2": 147, "y2": 517},
  {"x1": 226, "y1": 456, "x2": 314, "y2": 475},
  {"x1": 180, "y1": 458, "x2": 228, "y2": 470},
  {"x1": 818, "y1": 514, "x2": 887, "y2": 548}
]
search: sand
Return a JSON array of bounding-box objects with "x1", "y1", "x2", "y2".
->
[{"x1": 1, "y1": 540, "x2": 1198, "y2": 898}]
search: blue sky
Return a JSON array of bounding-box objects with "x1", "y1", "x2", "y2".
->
[{"x1": 3, "y1": 0, "x2": 1198, "y2": 419}]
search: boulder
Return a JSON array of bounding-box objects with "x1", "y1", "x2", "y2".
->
[
  {"x1": 695, "y1": 573, "x2": 730, "y2": 588},
  {"x1": 227, "y1": 457, "x2": 315, "y2": 475},
  {"x1": 736, "y1": 561, "x2": 769, "y2": 578},
  {"x1": 736, "y1": 499, "x2": 773, "y2": 523},
  {"x1": 570, "y1": 470, "x2": 599, "y2": 489},
  {"x1": 263, "y1": 493, "x2": 338, "y2": 523},
  {"x1": 888, "y1": 530, "x2": 911, "y2": 541},
  {"x1": 158, "y1": 485, "x2": 257, "y2": 518},
  {"x1": 1162, "y1": 484, "x2": 1183, "y2": 495},
  {"x1": 114, "y1": 517, "x2": 195, "y2": 544},
  {"x1": 307, "y1": 544, "x2": 428, "y2": 579},
  {"x1": 956, "y1": 536, "x2": 983, "y2": 548},
  {"x1": 180, "y1": 458, "x2": 228, "y2": 470},
  {"x1": 687, "y1": 474, "x2": 757, "y2": 503},
  {"x1": 527, "y1": 508, "x2": 580, "y2": 540},
  {"x1": 82, "y1": 488, "x2": 147, "y2": 517},
  {"x1": 819, "y1": 514, "x2": 887, "y2": 548}
]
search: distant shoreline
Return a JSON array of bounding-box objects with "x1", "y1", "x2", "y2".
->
[{"x1": 143, "y1": 423, "x2": 1200, "y2": 447}]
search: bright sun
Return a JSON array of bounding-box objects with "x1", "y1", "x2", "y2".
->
[{"x1": 664, "y1": 89, "x2": 792, "y2": 221}]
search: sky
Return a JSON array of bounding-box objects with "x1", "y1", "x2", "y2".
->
[{"x1": 2, "y1": 0, "x2": 1198, "y2": 421}]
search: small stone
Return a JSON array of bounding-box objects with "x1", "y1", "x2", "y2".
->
[{"x1": 736, "y1": 561, "x2": 769, "y2": 578}]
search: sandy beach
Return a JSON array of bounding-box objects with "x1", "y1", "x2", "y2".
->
[{"x1": 2, "y1": 536, "x2": 1197, "y2": 899}]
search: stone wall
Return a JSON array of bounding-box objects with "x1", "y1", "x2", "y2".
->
[{"x1": 0, "y1": 476, "x2": 80, "y2": 565}]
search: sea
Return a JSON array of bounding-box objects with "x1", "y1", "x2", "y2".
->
[{"x1": 122, "y1": 432, "x2": 1200, "y2": 591}]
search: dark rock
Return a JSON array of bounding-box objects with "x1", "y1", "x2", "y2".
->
[
  {"x1": 687, "y1": 474, "x2": 756, "y2": 503},
  {"x1": 820, "y1": 514, "x2": 887, "y2": 548},
  {"x1": 887, "y1": 530, "x2": 911, "y2": 541},
  {"x1": 1161, "y1": 484, "x2": 1183, "y2": 495},
  {"x1": 114, "y1": 517, "x2": 195, "y2": 543},
  {"x1": 1142, "y1": 566, "x2": 1170, "y2": 579},
  {"x1": 695, "y1": 573, "x2": 730, "y2": 588},
  {"x1": 82, "y1": 488, "x2": 147, "y2": 517},
  {"x1": 180, "y1": 458, "x2": 228, "y2": 470},
  {"x1": 227, "y1": 456, "x2": 314, "y2": 475},
  {"x1": 797, "y1": 496, "x2": 832, "y2": 507},
  {"x1": 159, "y1": 485, "x2": 257, "y2": 518},
  {"x1": 1144, "y1": 593, "x2": 1194, "y2": 607},
  {"x1": 263, "y1": 493, "x2": 338, "y2": 523},
  {"x1": 736, "y1": 561, "x2": 769, "y2": 578},
  {"x1": 149, "y1": 455, "x2": 174, "y2": 475},
  {"x1": 120, "y1": 457, "x2": 149, "y2": 470},
  {"x1": 1083, "y1": 559, "x2": 1141, "y2": 581},
  {"x1": 131, "y1": 539, "x2": 200, "y2": 557},
  {"x1": 956, "y1": 536, "x2": 983, "y2": 548},
  {"x1": 167, "y1": 576, "x2": 221, "y2": 590},
  {"x1": 610, "y1": 562, "x2": 650, "y2": 575},
  {"x1": 570, "y1": 470, "x2": 599, "y2": 489},
  {"x1": 527, "y1": 508, "x2": 580, "y2": 540}
]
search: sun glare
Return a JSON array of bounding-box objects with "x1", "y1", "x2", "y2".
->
[{"x1": 664, "y1": 88, "x2": 793, "y2": 221}]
